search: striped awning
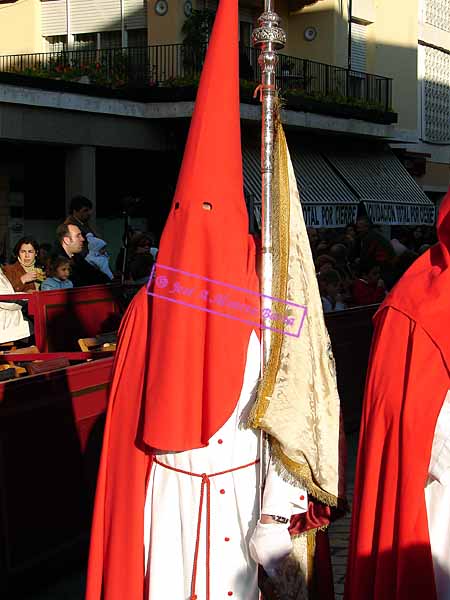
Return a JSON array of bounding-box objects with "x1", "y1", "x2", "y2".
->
[
  {"x1": 243, "y1": 139, "x2": 435, "y2": 228},
  {"x1": 324, "y1": 146, "x2": 435, "y2": 226},
  {"x1": 242, "y1": 141, "x2": 359, "y2": 228}
]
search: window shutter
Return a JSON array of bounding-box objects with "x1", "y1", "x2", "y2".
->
[
  {"x1": 125, "y1": 0, "x2": 146, "y2": 29},
  {"x1": 41, "y1": 0, "x2": 68, "y2": 36},
  {"x1": 70, "y1": 0, "x2": 121, "y2": 34},
  {"x1": 351, "y1": 22, "x2": 367, "y2": 72}
]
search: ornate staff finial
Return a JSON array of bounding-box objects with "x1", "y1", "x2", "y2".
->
[{"x1": 252, "y1": 8, "x2": 286, "y2": 52}]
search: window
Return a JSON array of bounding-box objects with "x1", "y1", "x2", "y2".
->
[
  {"x1": 73, "y1": 33, "x2": 96, "y2": 50},
  {"x1": 127, "y1": 28, "x2": 147, "y2": 47},
  {"x1": 44, "y1": 35, "x2": 68, "y2": 52},
  {"x1": 349, "y1": 21, "x2": 368, "y2": 98},
  {"x1": 350, "y1": 22, "x2": 367, "y2": 72},
  {"x1": 422, "y1": 45, "x2": 450, "y2": 143},
  {"x1": 101, "y1": 31, "x2": 122, "y2": 49},
  {"x1": 239, "y1": 21, "x2": 252, "y2": 47}
]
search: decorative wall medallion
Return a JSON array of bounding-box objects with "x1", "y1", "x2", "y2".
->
[
  {"x1": 154, "y1": 0, "x2": 168, "y2": 16},
  {"x1": 303, "y1": 26, "x2": 317, "y2": 41},
  {"x1": 184, "y1": 0, "x2": 192, "y2": 17}
]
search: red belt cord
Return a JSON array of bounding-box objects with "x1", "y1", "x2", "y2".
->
[{"x1": 153, "y1": 458, "x2": 260, "y2": 600}]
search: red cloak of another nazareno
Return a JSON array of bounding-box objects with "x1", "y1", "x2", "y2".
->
[
  {"x1": 345, "y1": 188, "x2": 450, "y2": 600},
  {"x1": 85, "y1": 0, "x2": 259, "y2": 597}
]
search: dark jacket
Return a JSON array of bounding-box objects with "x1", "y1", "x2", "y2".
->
[{"x1": 53, "y1": 245, "x2": 110, "y2": 288}]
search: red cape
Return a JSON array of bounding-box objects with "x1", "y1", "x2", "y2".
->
[
  {"x1": 345, "y1": 189, "x2": 450, "y2": 600},
  {"x1": 85, "y1": 289, "x2": 153, "y2": 600}
]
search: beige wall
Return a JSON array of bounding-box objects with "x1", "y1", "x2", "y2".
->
[
  {"x1": 417, "y1": 162, "x2": 450, "y2": 191},
  {"x1": 352, "y1": 0, "x2": 375, "y2": 23},
  {"x1": 0, "y1": 0, "x2": 42, "y2": 56},
  {"x1": 284, "y1": 0, "x2": 339, "y2": 66},
  {"x1": 279, "y1": 0, "x2": 420, "y2": 135},
  {"x1": 368, "y1": 0, "x2": 418, "y2": 131},
  {"x1": 148, "y1": 0, "x2": 419, "y2": 134},
  {"x1": 148, "y1": 1, "x2": 186, "y2": 45}
]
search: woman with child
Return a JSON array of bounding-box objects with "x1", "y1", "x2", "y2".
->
[{"x1": 3, "y1": 237, "x2": 45, "y2": 292}]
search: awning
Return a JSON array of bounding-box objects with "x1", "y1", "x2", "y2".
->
[
  {"x1": 324, "y1": 146, "x2": 435, "y2": 226},
  {"x1": 243, "y1": 139, "x2": 435, "y2": 228},
  {"x1": 243, "y1": 141, "x2": 359, "y2": 228}
]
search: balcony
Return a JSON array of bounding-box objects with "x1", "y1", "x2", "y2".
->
[{"x1": 0, "y1": 44, "x2": 397, "y2": 124}]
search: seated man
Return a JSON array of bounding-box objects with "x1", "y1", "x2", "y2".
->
[
  {"x1": 64, "y1": 195, "x2": 98, "y2": 255},
  {"x1": 54, "y1": 223, "x2": 110, "y2": 288},
  {"x1": 0, "y1": 267, "x2": 30, "y2": 344}
]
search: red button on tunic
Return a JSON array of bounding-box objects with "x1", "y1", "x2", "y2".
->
[
  {"x1": 228, "y1": 592, "x2": 233, "y2": 596},
  {"x1": 220, "y1": 489, "x2": 225, "y2": 494},
  {"x1": 224, "y1": 537, "x2": 230, "y2": 542},
  {"x1": 300, "y1": 495, "x2": 305, "y2": 501},
  {"x1": 218, "y1": 439, "x2": 223, "y2": 444}
]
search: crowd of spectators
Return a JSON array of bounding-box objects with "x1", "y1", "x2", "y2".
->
[
  {"x1": 0, "y1": 195, "x2": 158, "y2": 346},
  {"x1": 312, "y1": 216, "x2": 437, "y2": 313},
  {"x1": 0, "y1": 193, "x2": 439, "y2": 343}
]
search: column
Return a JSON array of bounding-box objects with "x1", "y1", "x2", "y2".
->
[
  {"x1": 0, "y1": 177, "x2": 10, "y2": 261},
  {"x1": 65, "y1": 145, "x2": 96, "y2": 222}
]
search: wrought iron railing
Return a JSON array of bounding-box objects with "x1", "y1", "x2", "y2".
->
[{"x1": 0, "y1": 44, "x2": 393, "y2": 111}]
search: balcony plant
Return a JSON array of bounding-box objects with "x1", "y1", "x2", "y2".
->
[
  {"x1": 281, "y1": 88, "x2": 397, "y2": 124},
  {"x1": 181, "y1": 9, "x2": 214, "y2": 74}
]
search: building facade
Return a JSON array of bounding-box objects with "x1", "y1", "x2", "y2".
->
[
  {"x1": 0, "y1": 0, "x2": 147, "y2": 55},
  {"x1": 414, "y1": 0, "x2": 450, "y2": 201},
  {"x1": 0, "y1": 0, "x2": 447, "y2": 258}
]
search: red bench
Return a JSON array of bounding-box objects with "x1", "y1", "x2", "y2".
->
[{"x1": 28, "y1": 284, "x2": 123, "y2": 352}]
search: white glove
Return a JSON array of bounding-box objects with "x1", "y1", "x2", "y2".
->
[{"x1": 248, "y1": 521, "x2": 292, "y2": 577}]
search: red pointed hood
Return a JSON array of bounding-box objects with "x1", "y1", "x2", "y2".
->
[
  {"x1": 85, "y1": 4, "x2": 259, "y2": 596},
  {"x1": 142, "y1": 0, "x2": 259, "y2": 451},
  {"x1": 381, "y1": 186, "x2": 450, "y2": 371}
]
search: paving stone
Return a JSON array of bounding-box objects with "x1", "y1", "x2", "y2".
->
[{"x1": 328, "y1": 431, "x2": 358, "y2": 598}]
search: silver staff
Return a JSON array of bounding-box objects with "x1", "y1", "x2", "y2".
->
[{"x1": 252, "y1": 2, "x2": 286, "y2": 503}]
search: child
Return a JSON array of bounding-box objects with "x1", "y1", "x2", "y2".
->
[
  {"x1": 85, "y1": 233, "x2": 113, "y2": 280},
  {"x1": 317, "y1": 269, "x2": 346, "y2": 313},
  {"x1": 351, "y1": 262, "x2": 386, "y2": 306},
  {"x1": 41, "y1": 256, "x2": 74, "y2": 291}
]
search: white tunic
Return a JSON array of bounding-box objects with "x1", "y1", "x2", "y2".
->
[
  {"x1": 144, "y1": 331, "x2": 261, "y2": 600},
  {"x1": 0, "y1": 269, "x2": 30, "y2": 343},
  {"x1": 425, "y1": 390, "x2": 450, "y2": 600},
  {"x1": 143, "y1": 330, "x2": 308, "y2": 600}
]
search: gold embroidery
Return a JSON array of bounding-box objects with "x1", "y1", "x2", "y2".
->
[
  {"x1": 248, "y1": 113, "x2": 290, "y2": 427},
  {"x1": 248, "y1": 121, "x2": 344, "y2": 508}
]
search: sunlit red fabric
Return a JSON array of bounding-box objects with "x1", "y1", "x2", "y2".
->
[
  {"x1": 345, "y1": 188, "x2": 450, "y2": 600},
  {"x1": 142, "y1": 0, "x2": 259, "y2": 452},
  {"x1": 85, "y1": 0, "x2": 258, "y2": 597}
]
